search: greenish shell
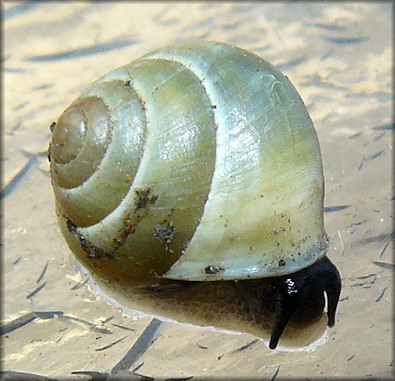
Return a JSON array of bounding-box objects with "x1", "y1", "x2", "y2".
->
[{"x1": 50, "y1": 41, "x2": 328, "y2": 285}]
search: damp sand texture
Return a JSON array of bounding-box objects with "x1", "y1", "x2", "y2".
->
[{"x1": 3, "y1": 2, "x2": 393, "y2": 379}]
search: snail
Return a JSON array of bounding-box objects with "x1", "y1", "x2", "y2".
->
[{"x1": 49, "y1": 41, "x2": 341, "y2": 349}]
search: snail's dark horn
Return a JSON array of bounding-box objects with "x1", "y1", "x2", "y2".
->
[
  {"x1": 269, "y1": 280, "x2": 301, "y2": 349},
  {"x1": 322, "y1": 259, "x2": 342, "y2": 327},
  {"x1": 309, "y1": 256, "x2": 342, "y2": 327}
]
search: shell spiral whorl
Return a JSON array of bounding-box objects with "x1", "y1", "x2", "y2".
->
[{"x1": 50, "y1": 41, "x2": 328, "y2": 285}]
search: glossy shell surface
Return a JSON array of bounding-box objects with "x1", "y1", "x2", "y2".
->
[{"x1": 50, "y1": 41, "x2": 328, "y2": 283}]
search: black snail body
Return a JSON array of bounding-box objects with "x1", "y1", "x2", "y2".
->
[{"x1": 49, "y1": 41, "x2": 341, "y2": 349}]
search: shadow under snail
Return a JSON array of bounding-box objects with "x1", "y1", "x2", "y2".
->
[{"x1": 49, "y1": 41, "x2": 341, "y2": 349}]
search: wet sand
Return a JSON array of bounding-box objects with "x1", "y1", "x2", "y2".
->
[{"x1": 3, "y1": 2, "x2": 393, "y2": 379}]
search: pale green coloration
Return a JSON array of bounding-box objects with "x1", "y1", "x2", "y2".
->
[{"x1": 50, "y1": 41, "x2": 328, "y2": 285}]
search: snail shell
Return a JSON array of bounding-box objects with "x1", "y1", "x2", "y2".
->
[{"x1": 49, "y1": 41, "x2": 340, "y2": 348}]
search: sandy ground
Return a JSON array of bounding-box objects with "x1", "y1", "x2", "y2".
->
[{"x1": 2, "y1": 2, "x2": 393, "y2": 379}]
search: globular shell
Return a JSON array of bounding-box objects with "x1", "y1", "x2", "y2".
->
[{"x1": 50, "y1": 41, "x2": 328, "y2": 286}]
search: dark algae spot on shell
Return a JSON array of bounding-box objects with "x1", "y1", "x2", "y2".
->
[
  {"x1": 154, "y1": 221, "x2": 175, "y2": 245},
  {"x1": 47, "y1": 142, "x2": 52, "y2": 162},
  {"x1": 66, "y1": 217, "x2": 78, "y2": 236},
  {"x1": 134, "y1": 187, "x2": 158, "y2": 211},
  {"x1": 49, "y1": 121, "x2": 56, "y2": 132},
  {"x1": 66, "y1": 217, "x2": 115, "y2": 259},
  {"x1": 278, "y1": 259, "x2": 286, "y2": 267},
  {"x1": 79, "y1": 235, "x2": 114, "y2": 259},
  {"x1": 204, "y1": 265, "x2": 225, "y2": 275}
]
